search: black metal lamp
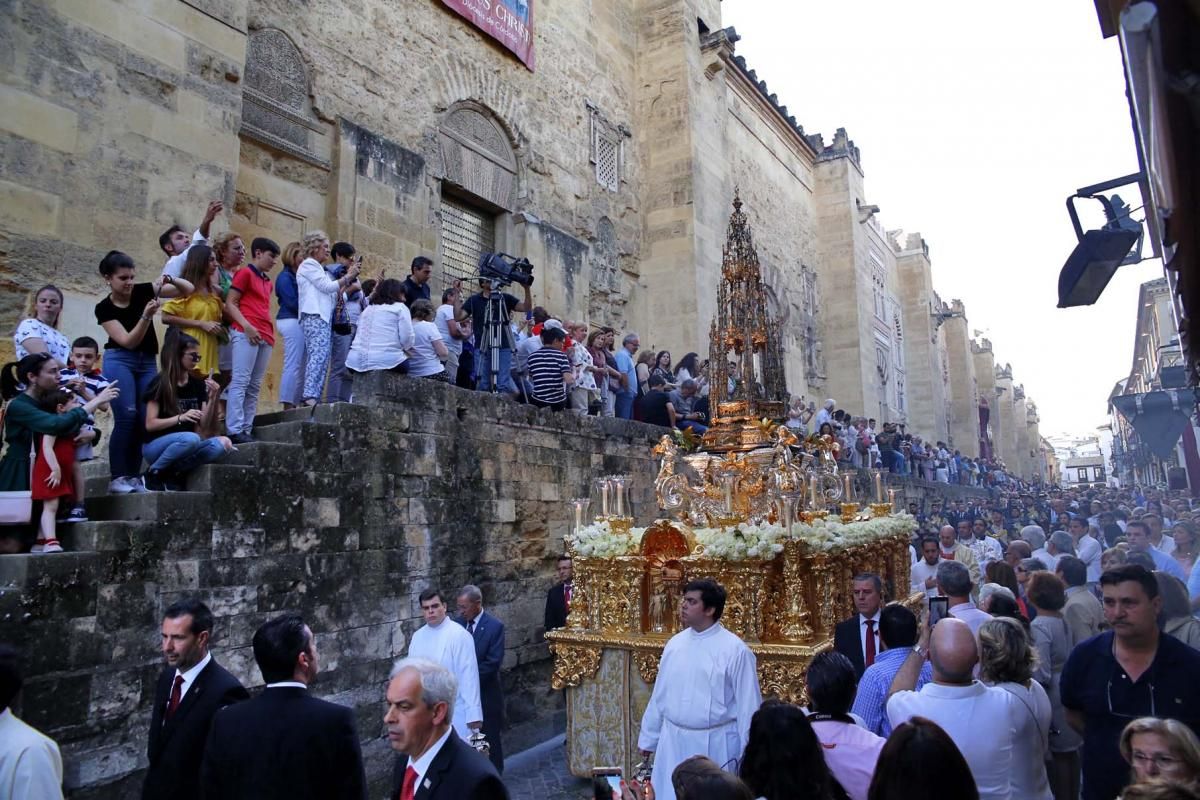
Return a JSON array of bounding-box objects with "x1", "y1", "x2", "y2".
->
[{"x1": 1057, "y1": 173, "x2": 1146, "y2": 308}]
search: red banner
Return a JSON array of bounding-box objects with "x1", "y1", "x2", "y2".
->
[{"x1": 440, "y1": 0, "x2": 535, "y2": 71}]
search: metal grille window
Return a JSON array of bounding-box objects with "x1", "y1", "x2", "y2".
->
[
  {"x1": 440, "y1": 196, "x2": 496, "y2": 286},
  {"x1": 594, "y1": 132, "x2": 620, "y2": 191},
  {"x1": 588, "y1": 101, "x2": 625, "y2": 193}
]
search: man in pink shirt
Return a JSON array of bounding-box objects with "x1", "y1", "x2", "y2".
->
[{"x1": 805, "y1": 651, "x2": 885, "y2": 800}]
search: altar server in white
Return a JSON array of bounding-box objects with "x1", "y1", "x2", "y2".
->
[
  {"x1": 407, "y1": 588, "x2": 483, "y2": 740},
  {"x1": 638, "y1": 579, "x2": 762, "y2": 800}
]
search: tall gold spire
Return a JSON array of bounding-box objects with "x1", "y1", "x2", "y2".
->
[{"x1": 702, "y1": 191, "x2": 789, "y2": 451}]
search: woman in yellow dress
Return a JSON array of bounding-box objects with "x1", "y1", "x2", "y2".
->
[{"x1": 161, "y1": 244, "x2": 225, "y2": 375}]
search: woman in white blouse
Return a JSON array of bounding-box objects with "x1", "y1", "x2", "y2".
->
[
  {"x1": 13, "y1": 285, "x2": 71, "y2": 366},
  {"x1": 346, "y1": 279, "x2": 414, "y2": 376},
  {"x1": 406, "y1": 299, "x2": 449, "y2": 381},
  {"x1": 296, "y1": 230, "x2": 359, "y2": 406}
]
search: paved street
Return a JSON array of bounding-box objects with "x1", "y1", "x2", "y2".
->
[{"x1": 504, "y1": 734, "x2": 594, "y2": 800}]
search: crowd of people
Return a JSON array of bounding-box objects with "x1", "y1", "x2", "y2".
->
[{"x1": 791, "y1": 398, "x2": 1023, "y2": 488}]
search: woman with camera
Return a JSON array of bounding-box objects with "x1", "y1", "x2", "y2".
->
[{"x1": 296, "y1": 231, "x2": 359, "y2": 406}]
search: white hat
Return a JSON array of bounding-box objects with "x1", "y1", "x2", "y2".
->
[{"x1": 544, "y1": 319, "x2": 564, "y2": 331}]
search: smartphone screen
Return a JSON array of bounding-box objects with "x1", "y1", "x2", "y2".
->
[
  {"x1": 593, "y1": 767, "x2": 622, "y2": 798},
  {"x1": 929, "y1": 596, "x2": 950, "y2": 626}
]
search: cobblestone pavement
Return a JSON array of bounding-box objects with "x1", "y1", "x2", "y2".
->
[{"x1": 504, "y1": 734, "x2": 595, "y2": 800}]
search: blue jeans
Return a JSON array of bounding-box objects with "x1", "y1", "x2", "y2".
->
[
  {"x1": 474, "y1": 348, "x2": 516, "y2": 393},
  {"x1": 677, "y1": 420, "x2": 708, "y2": 435},
  {"x1": 615, "y1": 392, "x2": 636, "y2": 420},
  {"x1": 892, "y1": 452, "x2": 908, "y2": 475},
  {"x1": 104, "y1": 349, "x2": 159, "y2": 478},
  {"x1": 326, "y1": 326, "x2": 354, "y2": 402},
  {"x1": 142, "y1": 432, "x2": 227, "y2": 474}
]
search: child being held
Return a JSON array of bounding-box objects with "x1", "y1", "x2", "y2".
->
[
  {"x1": 31, "y1": 390, "x2": 81, "y2": 553},
  {"x1": 59, "y1": 336, "x2": 110, "y2": 522}
]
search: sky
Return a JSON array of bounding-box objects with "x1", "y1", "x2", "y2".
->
[{"x1": 722, "y1": 0, "x2": 1163, "y2": 437}]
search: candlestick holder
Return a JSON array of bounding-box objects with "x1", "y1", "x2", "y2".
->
[
  {"x1": 607, "y1": 515, "x2": 635, "y2": 534},
  {"x1": 840, "y1": 503, "x2": 858, "y2": 524},
  {"x1": 869, "y1": 503, "x2": 892, "y2": 518}
]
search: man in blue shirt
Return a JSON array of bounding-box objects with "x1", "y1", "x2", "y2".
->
[
  {"x1": 850, "y1": 604, "x2": 932, "y2": 737},
  {"x1": 1125, "y1": 520, "x2": 1187, "y2": 581},
  {"x1": 1062, "y1": 564, "x2": 1200, "y2": 800},
  {"x1": 613, "y1": 332, "x2": 639, "y2": 419}
]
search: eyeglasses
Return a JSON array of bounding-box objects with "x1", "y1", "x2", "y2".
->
[
  {"x1": 1132, "y1": 751, "x2": 1181, "y2": 770},
  {"x1": 185, "y1": 353, "x2": 202, "y2": 362},
  {"x1": 1107, "y1": 673, "x2": 1157, "y2": 719}
]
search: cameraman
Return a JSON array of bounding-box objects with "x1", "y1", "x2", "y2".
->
[{"x1": 458, "y1": 276, "x2": 532, "y2": 395}]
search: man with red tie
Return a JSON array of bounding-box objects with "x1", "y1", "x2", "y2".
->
[
  {"x1": 543, "y1": 555, "x2": 573, "y2": 633},
  {"x1": 386, "y1": 657, "x2": 509, "y2": 800},
  {"x1": 832, "y1": 574, "x2": 884, "y2": 678},
  {"x1": 143, "y1": 599, "x2": 248, "y2": 800}
]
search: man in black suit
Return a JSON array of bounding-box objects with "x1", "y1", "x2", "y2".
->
[
  {"x1": 200, "y1": 613, "x2": 366, "y2": 799},
  {"x1": 385, "y1": 657, "x2": 509, "y2": 800},
  {"x1": 143, "y1": 598, "x2": 248, "y2": 800},
  {"x1": 832, "y1": 573, "x2": 883, "y2": 678},
  {"x1": 456, "y1": 585, "x2": 506, "y2": 772},
  {"x1": 543, "y1": 555, "x2": 572, "y2": 633}
]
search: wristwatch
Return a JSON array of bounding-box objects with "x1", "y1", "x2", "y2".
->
[{"x1": 912, "y1": 644, "x2": 926, "y2": 659}]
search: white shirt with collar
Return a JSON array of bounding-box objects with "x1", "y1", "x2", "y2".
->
[
  {"x1": 887, "y1": 681, "x2": 1018, "y2": 800},
  {"x1": 859, "y1": 611, "x2": 881, "y2": 662},
  {"x1": 169, "y1": 651, "x2": 212, "y2": 712},
  {"x1": 404, "y1": 725, "x2": 454, "y2": 794},
  {"x1": 161, "y1": 229, "x2": 205, "y2": 279},
  {"x1": 265, "y1": 681, "x2": 309, "y2": 689}
]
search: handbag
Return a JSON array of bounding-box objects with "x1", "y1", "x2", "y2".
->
[
  {"x1": 332, "y1": 292, "x2": 352, "y2": 336},
  {"x1": 0, "y1": 433, "x2": 36, "y2": 526}
]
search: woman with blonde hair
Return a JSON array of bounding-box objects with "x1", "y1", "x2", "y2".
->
[
  {"x1": 978, "y1": 617, "x2": 1052, "y2": 799},
  {"x1": 275, "y1": 240, "x2": 304, "y2": 408},
  {"x1": 161, "y1": 245, "x2": 225, "y2": 376},
  {"x1": 1120, "y1": 717, "x2": 1200, "y2": 789},
  {"x1": 1172, "y1": 521, "x2": 1200, "y2": 576},
  {"x1": 13, "y1": 284, "x2": 69, "y2": 366},
  {"x1": 296, "y1": 230, "x2": 358, "y2": 406},
  {"x1": 210, "y1": 231, "x2": 246, "y2": 385}
]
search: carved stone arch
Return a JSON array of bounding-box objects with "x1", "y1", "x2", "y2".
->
[
  {"x1": 437, "y1": 102, "x2": 519, "y2": 211},
  {"x1": 240, "y1": 28, "x2": 327, "y2": 167}
]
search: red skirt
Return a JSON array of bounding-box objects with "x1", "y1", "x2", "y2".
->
[{"x1": 31, "y1": 437, "x2": 76, "y2": 501}]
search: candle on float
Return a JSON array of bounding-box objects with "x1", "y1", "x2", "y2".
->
[
  {"x1": 888, "y1": 488, "x2": 897, "y2": 512},
  {"x1": 600, "y1": 480, "x2": 611, "y2": 517},
  {"x1": 843, "y1": 473, "x2": 853, "y2": 503},
  {"x1": 615, "y1": 480, "x2": 626, "y2": 518},
  {"x1": 574, "y1": 502, "x2": 584, "y2": 533},
  {"x1": 724, "y1": 477, "x2": 734, "y2": 514},
  {"x1": 810, "y1": 474, "x2": 820, "y2": 509},
  {"x1": 873, "y1": 470, "x2": 883, "y2": 503}
]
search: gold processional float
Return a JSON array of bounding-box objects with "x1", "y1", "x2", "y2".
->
[{"x1": 545, "y1": 193, "x2": 918, "y2": 778}]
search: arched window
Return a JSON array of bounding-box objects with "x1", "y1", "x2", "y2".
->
[{"x1": 240, "y1": 29, "x2": 326, "y2": 166}]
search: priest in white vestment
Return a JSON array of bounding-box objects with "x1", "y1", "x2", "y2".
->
[
  {"x1": 407, "y1": 588, "x2": 483, "y2": 740},
  {"x1": 638, "y1": 579, "x2": 762, "y2": 800}
]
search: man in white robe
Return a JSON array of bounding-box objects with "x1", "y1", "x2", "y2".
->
[
  {"x1": 638, "y1": 579, "x2": 761, "y2": 800},
  {"x1": 407, "y1": 588, "x2": 483, "y2": 741}
]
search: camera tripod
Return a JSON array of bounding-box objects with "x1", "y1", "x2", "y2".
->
[{"x1": 478, "y1": 282, "x2": 523, "y2": 398}]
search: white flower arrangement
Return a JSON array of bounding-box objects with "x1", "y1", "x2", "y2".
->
[
  {"x1": 693, "y1": 522, "x2": 788, "y2": 561},
  {"x1": 566, "y1": 514, "x2": 915, "y2": 561},
  {"x1": 568, "y1": 520, "x2": 647, "y2": 558}
]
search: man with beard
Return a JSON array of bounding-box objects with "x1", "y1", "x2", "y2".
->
[{"x1": 143, "y1": 599, "x2": 247, "y2": 800}]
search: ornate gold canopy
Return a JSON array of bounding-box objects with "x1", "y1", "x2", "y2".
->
[{"x1": 703, "y1": 191, "x2": 789, "y2": 452}]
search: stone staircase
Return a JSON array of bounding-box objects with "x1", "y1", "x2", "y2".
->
[{"x1": 0, "y1": 405, "x2": 371, "y2": 796}]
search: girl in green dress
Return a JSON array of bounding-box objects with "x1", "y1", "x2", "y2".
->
[{"x1": 0, "y1": 353, "x2": 120, "y2": 552}]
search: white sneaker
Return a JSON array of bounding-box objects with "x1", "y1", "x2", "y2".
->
[
  {"x1": 126, "y1": 476, "x2": 148, "y2": 494},
  {"x1": 109, "y1": 477, "x2": 136, "y2": 494}
]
